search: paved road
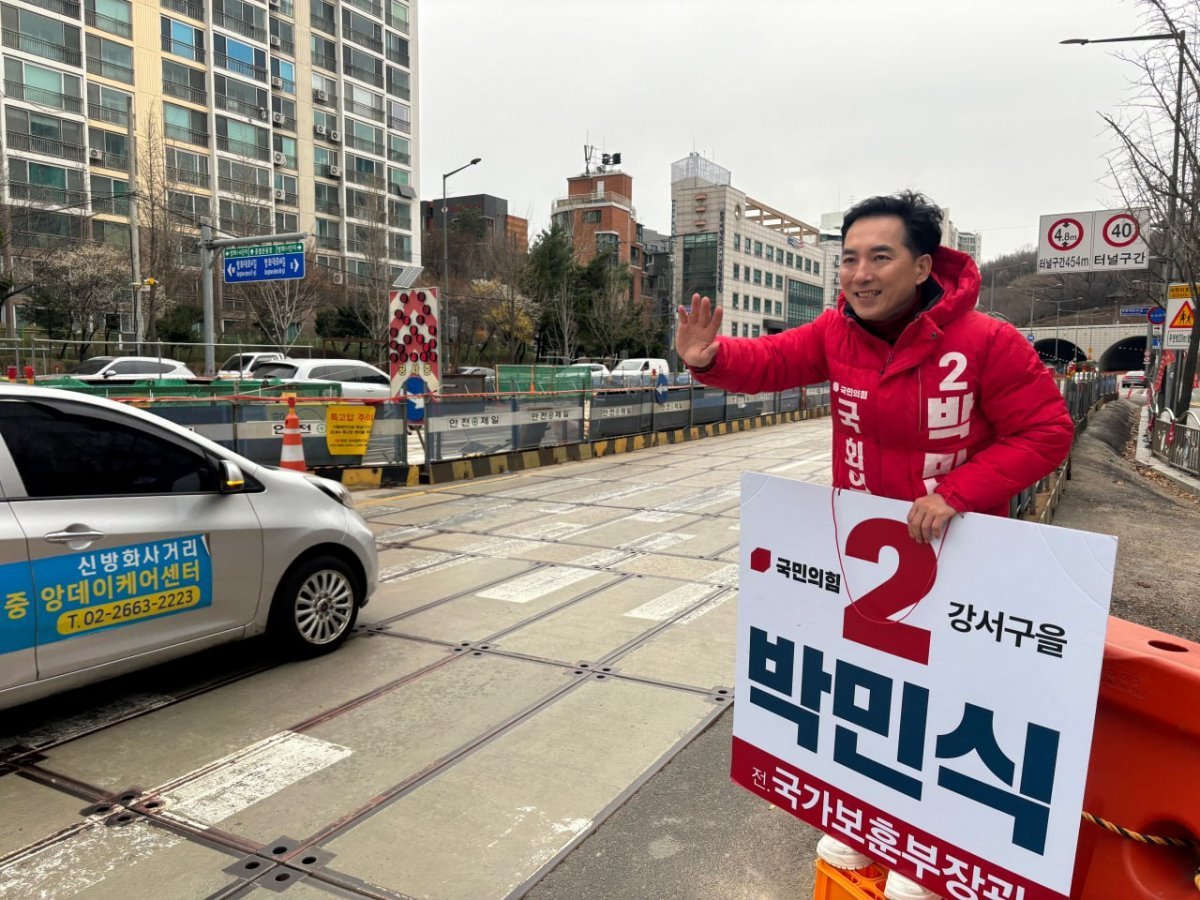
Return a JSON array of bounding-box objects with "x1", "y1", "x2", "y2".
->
[{"x1": 0, "y1": 417, "x2": 835, "y2": 899}]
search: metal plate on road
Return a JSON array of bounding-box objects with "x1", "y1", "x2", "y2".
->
[{"x1": 222, "y1": 243, "x2": 305, "y2": 284}]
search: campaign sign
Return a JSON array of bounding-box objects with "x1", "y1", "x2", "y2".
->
[{"x1": 732, "y1": 477, "x2": 1115, "y2": 900}]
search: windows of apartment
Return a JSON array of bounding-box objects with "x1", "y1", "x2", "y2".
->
[
  {"x1": 216, "y1": 115, "x2": 268, "y2": 158},
  {"x1": 734, "y1": 234, "x2": 741, "y2": 251},
  {"x1": 168, "y1": 190, "x2": 210, "y2": 221},
  {"x1": 344, "y1": 46, "x2": 383, "y2": 87},
  {"x1": 813, "y1": 261, "x2": 820, "y2": 276},
  {"x1": 387, "y1": 198, "x2": 411, "y2": 229},
  {"x1": 275, "y1": 211, "x2": 298, "y2": 232},
  {"x1": 219, "y1": 197, "x2": 270, "y2": 230},
  {"x1": 386, "y1": 99, "x2": 409, "y2": 132},
  {"x1": 214, "y1": 33, "x2": 265, "y2": 80},
  {"x1": 314, "y1": 146, "x2": 337, "y2": 178},
  {"x1": 804, "y1": 257, "x2": 812, "y2": 273},
  {"x1": 753, "y1": 240, "x2": 762, "y2": 257},
  {"x1": 6, "y1": 59, "x2": 82, "y2": 111},
  {"x1": 272, "y1": 133, "x2": 296, "y2": 168},
  {"x1": 166, "y1": 146, "x2": 209, "y2": 186},
  {"x1": 218, "y1": 157, "x2": 270, "y2": 197},
  {"x1": 732, "y1": 293, "x2": 739, "y2": 310},
  {"x1": 270, "y1": 57, "x2": 295, "y2": 94},
  {"x1": 388, "y1": 133, "x2": 409, "y2": 165},
  {"x1": 313, "y1": 109, "x2": 337, "y2": 132},
  {"x1": 87, "y1": 0, "x2": 132, "y2": 39},
  {"x1": 766, "y1": 246, "x2": 774, "y2": 262},
  {"x1": 582, "y1": 210, "x2": 601, "y2": 225},
  {"x1": 160, "y1": 17, "x2": 203, "y2": 62},
  {"x1": 786, "y1": 252, "x2": 794, "y2": 267},
  {"x1": 345, "y1": 117, "x2": 382, "y2": 155},
  {"x1": 314, "y1": 181, "x2": 339, "y2": 213},
  {"x1": 310, "y1": 34, "x2": 336, "y2": 71},
  {"x1": 87, "y1": 126, "x2": 126, "y2": 166},
  {"x1": 2, "y1": 7, "x2": 81, "y2": 65},
  {"x1": 752, "y1": 297, "x2": 761, "y2": 313},
  {"x1": 90, "y1": 174, "x2": 129, "y2": 215},
  {"x1": 752, "y1": 325, "x2": 761, "y2": 338},
  {"x1": 342, "y1": 9, "x2": 381, "y2": 52},
  {"x1": 753, "y1": 268, "x2": 761, "y2": 285},
  {"x1": 163, "y1": 101, "x2": 208, "y2": 145},
  {"x1": 386, "y1": 65, "x2": 409, "y2": 100},
  {"x1": 387, "y1": 165, "x2": 408, "y2": 194},
  {"x1": 8, "y1": 108, "x2": 83, "y2": 154},
  {"x1": 732, "y1": 263, "x2": 740, "y2": 280}
]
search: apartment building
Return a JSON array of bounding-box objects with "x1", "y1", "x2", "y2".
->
[
  {"x1": 0, "y1": 0, "x2": 418, "y2": 333},
  {"x1": 671, "y1": 152, "x2": 832, "y2": 340}
]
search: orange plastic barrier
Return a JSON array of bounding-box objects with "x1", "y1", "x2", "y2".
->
[
  {"x1": 815, "y1": 859, "x2": 888, "y2": 900},
  {"x1": 1071, "y1": 617, "x2": 1200, "y2": 897}
]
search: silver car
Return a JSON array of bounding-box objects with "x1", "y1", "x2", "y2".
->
[{"x1": 0, "y1": 387, "x2": 378, "y2": 711}]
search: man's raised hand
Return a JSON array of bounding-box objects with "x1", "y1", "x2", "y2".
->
[{"x1": 675, "y1": 293, "x2": 723, "y2": 369}]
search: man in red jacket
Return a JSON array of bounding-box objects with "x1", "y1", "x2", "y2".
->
[{"x1": 676, "y1": 191, "x2": 1074, "y2": 545}]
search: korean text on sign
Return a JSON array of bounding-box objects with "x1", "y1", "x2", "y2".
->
[{"x1": 733, "y1": 477, "x2": 1114, "y2": 899}]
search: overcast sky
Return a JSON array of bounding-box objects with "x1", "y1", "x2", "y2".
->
[{"x1": 418, "y1": 0, "x2": 1153, "y2": 263}]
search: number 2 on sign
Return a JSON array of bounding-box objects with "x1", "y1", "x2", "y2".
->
[{"x1": 841, "y1": 518, "x2": 936, "y2": 665}]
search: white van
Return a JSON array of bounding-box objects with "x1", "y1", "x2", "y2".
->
[{"x1": 612, "y1": 358, "x2": 671, "y2": 382}]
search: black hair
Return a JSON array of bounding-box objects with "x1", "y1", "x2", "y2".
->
[{"x1": 840, "y1": 191, "x2": 943, "y2": 259}]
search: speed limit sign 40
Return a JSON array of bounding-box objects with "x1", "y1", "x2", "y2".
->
[{"x1": 1102, "y1": 212, "x2": 1140, "y2": 248}]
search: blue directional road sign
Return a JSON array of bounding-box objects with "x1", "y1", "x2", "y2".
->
[
  {"x1": 1148, "y1": 306, "x2": 1167, "y2": 325},
  {"x1": 222, "y1": 241, "x2": 305, "y2": 284},
  {"x1": 1120, "y1": 306, "x2": 1151, "y2": 317}
]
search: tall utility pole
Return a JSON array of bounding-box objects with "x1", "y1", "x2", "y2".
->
[
  {"x1": 126, "y1": 102, "x2": 142, "y2": 353},
  {"x1": 441, "y1": 157, "x2": 481, "y2": 369}
]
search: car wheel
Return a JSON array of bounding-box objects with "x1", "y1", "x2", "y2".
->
[{"x1": 269, "y1": 555, "x2": 360, "y2": 657}]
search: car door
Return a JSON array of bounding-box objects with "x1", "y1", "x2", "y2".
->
[
  {"x1": 0, "y1": 396, "x2": 265, "y2": 680},
  {"x1": 0, "y1": 478, "x2": 36, "y2": 696},
  {"x1": 348, "y1": 364, "x2": 392, "y2": 398}
]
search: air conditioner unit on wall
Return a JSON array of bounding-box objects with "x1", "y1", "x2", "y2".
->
[
  {"x1": 273, "y1": 188, "x2": 286, "y2": 200},
  {"x1": 88, "y1": 147, "x2": 103, "y2": 160},
  {"x1": 328, "y1": 130, "x2": 340, "y2": 142},
  {"x1": 314, "y1": 88, "x2": 328, "y2": 102},
  {"x1": 272, "y1": 151, "x2": 286, "y2": 165},
  {"x1": 328, "y1": 165, "x2": 342, "y2": 177},
  {"x1": 272, "y1": 111, "x2": 285, "y2": 125},
  {"x1": 267, "y1": 0, "x2": 280, "y2": 7},
  {"x1": 331, "y1": 272, "x2": 343, "y2": 284},
  {"x1": 269, "y1": 35, "x2": 281, "y2": 48},
  {"x1": 271, "y1": 76, "x2": 283, "y2": 89},
  {"x1": 315, "y1": 124, "x2": 328, "y2": 136}
]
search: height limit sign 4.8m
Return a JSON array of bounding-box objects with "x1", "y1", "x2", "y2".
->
[{"x1": 1037, "y1": 209, "x2": 1149, "y2": 274}]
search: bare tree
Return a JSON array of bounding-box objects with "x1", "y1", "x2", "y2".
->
[
  {"x1": 1101, "y1": 0, "x2": 1200, "y2": 413},
  {"x1": 23, "y1": 242, "x2": 128, "y2": 359},
  {"x1": 232, "y1": 245, "x2": 332, "y2": 351},
  {"x1": 582, "y1": 252, "x2": 634, "y2": 362}
]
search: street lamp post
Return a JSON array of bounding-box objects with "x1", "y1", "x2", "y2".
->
[
  {"x1": 1031, "y1": 296, "x2": 1082, "y2": 368},
  {"x1": 1061, "y1": 30, "x2": 1188, "y2": 407},
  {"x1": 987, "y1": 262, "x2": 1023, "y2": 314},
  {"x1": 441, "y1": 157, "x2": 481, "y2": 369}
]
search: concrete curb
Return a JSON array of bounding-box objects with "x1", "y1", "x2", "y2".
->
[{"x1": 314, "y1": 405, "x2": 832, "y2": 488}]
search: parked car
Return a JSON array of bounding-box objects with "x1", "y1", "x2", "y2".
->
[
  {"x1": 217, "y1": 352, "x2": 286, "y2": 378},
  {"x1": 43, "y1": 356, "x2": 196, "y2": 382},
  {"x1": 565, "y1": 362, "x2": 611, "y2": 388},
  {"x1": 1121, "y1": 370, "x2": 1148, "y2": 388},
  {"x1": 0, "y1": 386, "x2": 378, "y2": 711},
  {"x1": 250, "y1": 358, "x2": 393, "y2": 398}
]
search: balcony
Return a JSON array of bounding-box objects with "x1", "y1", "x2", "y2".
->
[
  {"x1": 345, "y1": 27, "x2": 381, "y2": 54},
  {"x1": 312, "y1": 88, "x2": 337, "y2": 108},
  {"x1": 42, "y1": 0, "x2": 81, "y2": 16},
  {"x1": 388, "y1": 82, "x2": 410, "y2": 101},
  {"x1": 163, "y1": 79, "x2": 207, "y2": 105},
  {"x1": 9, "y1": 181, "x2": 89, "y2": 207},
  {"x1": 346, "y1": 134, "x2": 383, "y2": 157},
  {"x1": 85, "y1": 10, "x2": 131, "y2": 37},
  {"x1": 216, "y1": 93, "x2": 267, "y2": 120},
  {"x1": 212, "y1": 11, "x2": 265, "y2": 42},
  {"x1": 346, "y1": 170, "x2": 384, "y2": 190},
  {"x1": 276, "y1": 190, "x2": 298, "y2": 206},
  {"x1": 216, "y1": 135, "x2": 269, "y2": 160},
  {"x1": 387, "y1": 116, "x2": 410, "y2": 134},
  {"x1": 160, "y1": 34, "x2": 205, "y2": 62},
  {"x1": 316, "y1": 234, "x2": 341, "y2": 250},
  {"x1": 552, "y1": 190, "x2": 636, "y2": 215},
  {"x1": 218, "y1": 175, "x2": 271, "y2": 199},
  {"x1": 273, "y1": 36, "x2": 294, "y2": 54},
  {"x1": 5, "y1": 80, "x2": 83, "y2": 113},
  {"x1": 391, "y1": 216, "x2": 412, "y2": 232},
  {"x1": 164, "y1": 123, "x2": 209, "y2": 146},
  {"x1": 310, "y1": 13, "x2": 335, "y2": 35},
  {"x1": 92, "y1": 195, "x2": 130, "y2": 216},
  {"x1": 342, "y1": 62, "x2": 382, "y2": 87},
  {"x1": 315, "y1": 199, "x2": 341, "y2": 217},
  {"x1": 385, "y1": 9, "x2": 407, "y2": 32},
  {"x1": 272, "y1": 76, "x2": 295, "y2": 94},
  {"x1": 274, "y1": 113, "x2": 296, "y2": 131},
  {"x1": 161, "y1": 0, "x2": 204, "y2": 19},
  {"x1": 311, "y1": 51, "x2": 337, "y2": 72},
  {"x1": 90, "y1": 148, "x2": 129, "y2": 169},
  {"x1": 388, "y1": 148, "x2": 410, "y2": 165},
  {"x1": 215, "y1": 51, "x2": 265, "y2": 81},
  {"x1": 346, "y1": 0, "x2": 381, "y2": 18},
  {"x1": 6, "y1": 131, "x2": 87, "y2": 163},
  {"x1": 3, "y1": 30, "x2": 82, "y2": 67},
  {"x1": 89, "y1": 102, "x2": 130, "y2": 126},
  {"x1": 87, "y1": 56, "x2": 134, "y2": 83},
  {"x1": 344, "y1": 99, "x2": 382, "y2": 122},
  {"x1": 166, "y1": 166, "x2": 209, "y2": 187},
  {"x1": 275, "y1": 0, "x2": 292, "y2": 15}
]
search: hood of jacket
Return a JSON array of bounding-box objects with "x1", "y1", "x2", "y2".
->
[{"x1": 837, "y1": 245, "x2": 981, "y2": 332}]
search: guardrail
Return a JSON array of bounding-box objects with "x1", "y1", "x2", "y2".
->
[{"x1": 1149, "y1": 408, "x2": 1200, "y2": 477}]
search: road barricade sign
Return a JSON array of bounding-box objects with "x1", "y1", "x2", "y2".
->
[{"x1": 731, "y1": 477, "x2": 1115, "y2": 899}]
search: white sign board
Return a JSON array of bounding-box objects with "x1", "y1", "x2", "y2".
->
[
  {"x1": 1036, "y1": 209, "x2": 1149, "y2": 274},
  {"x1": 1165, "y1": 284, "x2": 1196, "y2": 350},
  {"x1": 732, "y1": 477, "x2": 1115, "y2": 900}
]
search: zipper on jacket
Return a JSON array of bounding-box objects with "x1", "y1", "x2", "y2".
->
[{"x1": 881, "y1": 352, "x2": 893, "y2": 375}]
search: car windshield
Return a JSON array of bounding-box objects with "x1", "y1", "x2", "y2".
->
[
  {"x1": 220, "y1": 354, "x2": 250, "y2": 371},
  {"x1": 252, "y1": 363, "x2": 299, "y2": 379},
  {"x1": 70, "y1": 358, "x2": 113, "y2": 376}
]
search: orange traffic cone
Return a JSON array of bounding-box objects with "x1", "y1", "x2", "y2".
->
[{"x1": 280, "y1": 397, "x2": 307, "y2": 472}]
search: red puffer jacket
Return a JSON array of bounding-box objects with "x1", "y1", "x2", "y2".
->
[{"x1": 693, "y1": 247, "x2": 1074, "y2": 517}]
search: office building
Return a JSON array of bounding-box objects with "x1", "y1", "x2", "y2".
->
[
  {"x1": 420, "y1": 193, "x2": 528, "y2": 254},
  {"x1": 671, "y1": 152, "x2": 832, "y2": 340},
  {"x1": 1, "y1": 0, "x2": 419, "y2": 334}
]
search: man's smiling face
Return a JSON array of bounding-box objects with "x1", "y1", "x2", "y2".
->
[{"x1": 839, "y1": 215, "x2": 933, "y2": 322}]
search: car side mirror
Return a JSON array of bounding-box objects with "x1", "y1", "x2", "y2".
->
[
  {"x1": 218, "y1": 459, "x2": 246, "y2": 494},
  {"x1": 103, "y1": 370, "x2": 115, "y2": 378}
]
